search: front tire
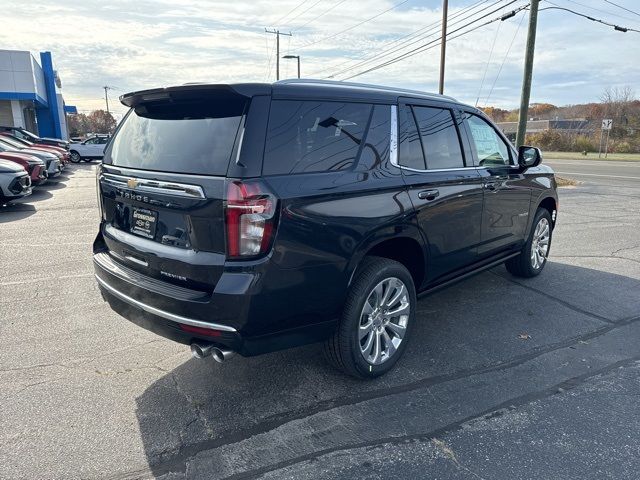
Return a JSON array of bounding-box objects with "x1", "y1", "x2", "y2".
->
[
  {"x1": 505, "y1": 208, "x2": 553, "y2": 278},
  {"x1": 324, "y1": 256, "x2": 416, "y2": 379},
  {"x1": 70, "y1": 151, "x2": 82, "y2": 163}
]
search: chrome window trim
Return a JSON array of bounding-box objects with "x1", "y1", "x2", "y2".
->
[
  {"x1": 389, "y1": 103, "x2": 519, "y2": 174},
  {"x1": 390, "y1": 104, "x2": 398, "y2": 167},
  {"x1": 95, "y1": 274, "x2": 238, "y2": 332},
  {"x1": 100, "y1": 172, "x2": 205, "y2": 199}
]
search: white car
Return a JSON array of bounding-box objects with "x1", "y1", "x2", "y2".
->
[
  {"x1": 0, "y1": 159, "x2": 32, "y2": 205},
  {"x1": 69, "y1": 135, "x2": 110, "y2": 163}
]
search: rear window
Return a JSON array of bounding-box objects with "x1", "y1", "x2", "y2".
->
[
  {"x1": 263, "y1": 100, "x2": 372, "y2": 175},
  {"x1": 106, "y1": 98, "x2": 245, "y2": 175}
]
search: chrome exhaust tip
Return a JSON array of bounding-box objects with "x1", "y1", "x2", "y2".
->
[
  {"x1": 190, "y1": 343, "x2": 213, "y2": 359},
  {"x1": 211, "y1": 347, "x2": 235, "y2": 364}
]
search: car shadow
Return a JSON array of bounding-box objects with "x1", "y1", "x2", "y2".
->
[
  {"x1": 0, "y1": 202, "x2": 36, "y2": 222},
  {"x1": 134, "y1": 261, "x2": 640, "y2": 476}
]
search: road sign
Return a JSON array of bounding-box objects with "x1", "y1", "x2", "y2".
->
[{"x1": 602, "y1": 119, "x2": 613, "y2": 130}]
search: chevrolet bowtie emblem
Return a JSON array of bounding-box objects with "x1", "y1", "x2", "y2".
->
[{"x1": 127, "y1": 178, "x2": 138, "y2": 189}]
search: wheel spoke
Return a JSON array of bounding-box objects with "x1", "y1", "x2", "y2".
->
[
  {"x1": 361, "y1": 330, "x2": 374, "y2": 354},
  {"x1": 359, "y1": 320, "x2": 373, "y2": 340},
  {"x1": 371, "y1": 331, "x2": 382, "y2": 364},
  {"x1": 379, "y1": 279, "x2": 394, "y2": 307},
  {"x1": 382, "y1": 330, "x2": 396, "y2": 358},
  {"x1": 386, "y1": 321, "x2": 406, "y2": 339},
  {"x1": 373, "y1": 283, "x2": 384, "y2": 308},
  {"x1": 387, "y1": 302, "x2": 409, "y2": 318},
  {"x1": 362, "y1": 301, "x2": 374, "y2": 316},
  {"x1": 386, "y1": 284, "x2": 406, "y2": 308}
]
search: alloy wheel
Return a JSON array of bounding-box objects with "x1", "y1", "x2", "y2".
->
[
  {"x1": 531, "y1": 217, "x2": 550, "y2": 269},
  {"x1": 358, "y1": 277, "x2": 410, "y2": 365}
]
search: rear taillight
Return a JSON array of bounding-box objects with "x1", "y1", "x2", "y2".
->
[{"x1": 225, "y1": 180, "x2": 277, "y2": 258}]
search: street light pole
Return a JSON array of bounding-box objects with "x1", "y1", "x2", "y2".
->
[
  {"x1": 515, "y1": 0, "x2": 540, "y2": 148},
  {"x1": 438, "y1": 0, "x2": 448, "y2": 95},
  {"x1": 283, "y1": 55, "x2": 301, "y2": 78}
]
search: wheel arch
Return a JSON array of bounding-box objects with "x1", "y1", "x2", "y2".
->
[{"x1": 347, "y1": 227, "x2": 426, "y2": 291}]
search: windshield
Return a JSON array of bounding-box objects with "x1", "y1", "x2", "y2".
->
[
  {"x1": 0, "y1": 136, "x2": 27, "y2": 149},
  {"x1": 105, "y1": 97, "x2": 246, "y2": 176}
]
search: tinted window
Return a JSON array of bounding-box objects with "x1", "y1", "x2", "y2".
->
[
  {"x1": 358, "y1": 105, "x2": 390, "y2": 170},
  {"x1": 464, "y1": 113, "x2": 511, "y2": 166},
  {"x1": 398, "y1": 106, "x2": 425, "y2": 170},
  {"x1": 413, "y1": 106, "x2": 463, "y2": 169},
  {"x1": 106, "y1": 98, "x2": 245, "y2": 175},
  {"x1": 263, "y1": 101, "x2": 371, "y2": 175}
]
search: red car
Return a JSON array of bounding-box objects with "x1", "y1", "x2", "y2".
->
[
  {"x1": 0, "y1": 133, "x2": 70, "y2": 166},
  {"x1": 0, "y1": 151, "x2": 48, "y2": 186}
]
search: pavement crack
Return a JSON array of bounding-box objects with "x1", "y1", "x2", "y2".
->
[
  {"x1": 491, "y1": 270, "x2": 615, "y2": 324},
  {"x1": 142, "y1": 315, "x2": 640, "y2": 478},
  {"x1": 432, "y1": 438, "x2": 488, "y2": 480},
  {"x1": 220, "y1": 354, "x2": 640, "y2": 480}
]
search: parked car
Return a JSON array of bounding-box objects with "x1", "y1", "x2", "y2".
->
[
  {"x1": 69, "y1": 135, "x2": 110, "y2": 163},
  {"x1": 94, "y1": 80, "x2": 558, "y2": 379},
  {"x1": 0, "y1": 159, "x2": 32, "y2": 205},
  {"x1": 0, "y1": 139, "x2": 61, "y2": 178},
  {"x1": 0, "y1": 151, "x2": 48, "y2": 186},
  {"x1": 0, "y1": 133, "x2": 69, "y2": 167},
  {"x1": 0, "y1": 126, "x2": 69, "y2": 149}
]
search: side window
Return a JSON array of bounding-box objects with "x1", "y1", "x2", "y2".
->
[
  {"x1": 464, "y1": 113, "x2": 512, "y2": 166},
  {"x1": 398, "y1": 105, "x2": 425, "y2": 170},
  {"x1": 357, "y1": 105, "x2": 390, "y2": 170},
  {"x1": 413, "y1": 106, "x2": 464, "y2": 169},
  {"x1": 85, "y1": 137, "x2": 97, "y2": 144},
  {"x1": 263, "y1": 100, "x2": 372, "y2": 175}
]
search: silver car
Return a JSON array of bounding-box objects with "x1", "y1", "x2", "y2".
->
[{"x1": 0, "y1": 159, "x2": 32, "y2": 204}]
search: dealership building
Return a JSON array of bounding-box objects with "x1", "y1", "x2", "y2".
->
[{"x1": 0, "y1": 50, "x2": 76, "y2": 140}]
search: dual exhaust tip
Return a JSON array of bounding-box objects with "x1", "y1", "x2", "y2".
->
[{"x1": 190, "y1": 343, "x2": 235, "y2": 363}]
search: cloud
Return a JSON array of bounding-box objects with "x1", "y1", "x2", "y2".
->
[{"x1": 2, "y1": 0, "x2": 639, "y2": 114}]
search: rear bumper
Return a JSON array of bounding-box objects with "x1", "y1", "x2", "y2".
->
[{"x1": 93, "y1": 249, "x2": 338, "y2": 356}]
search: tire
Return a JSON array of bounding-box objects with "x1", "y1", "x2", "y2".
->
[
  {"x1": 505, "y1": 208, "x2": 553, "y2": 278},
  {"x1": 70, "y1": 151, "x2": 82, "y2": 163},
  {"x1": 324, "y1": 256, "x2": 416, "y2": 379}
]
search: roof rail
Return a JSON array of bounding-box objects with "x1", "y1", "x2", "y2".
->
[{"x1": 275, "y1": 78, "x2": 457, "y2": 102}]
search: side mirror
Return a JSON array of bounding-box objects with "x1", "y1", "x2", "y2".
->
[{"x1": 518, "y1": 145, "x2": 542, "y2": 169}]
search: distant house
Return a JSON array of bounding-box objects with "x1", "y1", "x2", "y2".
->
[{"x1": 497, "y1": 118, "x2": 592, "y2": 141}]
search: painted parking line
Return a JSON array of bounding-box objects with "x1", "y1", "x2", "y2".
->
[{"x1": 555, "y1": 171, "x2": 640, "y2": 180}]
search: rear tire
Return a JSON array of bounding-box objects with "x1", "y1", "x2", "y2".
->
[
  {"x1": 324, "y1": 256, "x2": 416, "y2": 379},
  {"x1": 70, "y1": 151, "x2": 81, "y2": 163},
  {"x1": 505, "y1": 208, "x2": 553, "y2": 278}
]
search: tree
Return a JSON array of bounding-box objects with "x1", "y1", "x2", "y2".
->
[
  {"x1": 67, "y1": 113, "x2": 91, "y2": 137},
  {"x1": 87, "y1": 110, "x2": 117, "y2": 134}
]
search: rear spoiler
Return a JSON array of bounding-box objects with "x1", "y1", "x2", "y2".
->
[{"x1": 120, "y1": 83, "x2": 272, "y2": 107}]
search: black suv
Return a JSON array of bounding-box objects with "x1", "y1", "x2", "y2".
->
[{"x1": 94, "y1": 80, "x2": 557, "y2": 379}]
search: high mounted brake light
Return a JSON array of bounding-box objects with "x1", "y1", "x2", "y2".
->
[{"x1": 225, "y1": 180, "x2": 277, "y2": 258}]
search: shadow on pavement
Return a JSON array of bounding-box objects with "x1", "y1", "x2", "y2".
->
[{"x1": 134, "y1": 261, "x2": 640, "y2": 477}]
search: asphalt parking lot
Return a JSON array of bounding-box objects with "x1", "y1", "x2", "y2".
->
[{"x1": 1, "y1": 160, "x2": 639, "y2": 479}]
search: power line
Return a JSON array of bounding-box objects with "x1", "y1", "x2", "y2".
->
[
  {"x1": 293, "y1": 0, "x2": 412, "y2": 51},
  {"x1": 604, "y1": 0, "x2": 640, "y2": 18},
  {"x1": 560, "y1": 0, "x2": 640, "y2": 23},
  {"x1": 325, "y1": 0, "x2": 515, "y2": 79},
  {"x1": 307, "y1": 0, "x2": 493, "y2": 78},
  {"x1": 292, "y1": 0, "x2": 350, "y2": 32},
  {"x1": 341, "y1": 3, "x2": 529, "y2": 80},
  {"x1": 282, "y1": 0, "x2": 324, "y2": 28},
  {"x1": 475, "y1": 2, "x2": 508, "y2": 105},
  {"x1": 540, "y1": 4, "x2": 640, "y2": 32},
  {"x1": 270, "y1": 0, "x2": 310, "y2": 27},
  {"x1": 484, "y1": 8, "x2": 526, "y2": 105}
]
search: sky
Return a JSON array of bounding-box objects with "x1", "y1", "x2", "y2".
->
[{"x1": 3, "y1": 0, "x2": 639, "y2": 117}]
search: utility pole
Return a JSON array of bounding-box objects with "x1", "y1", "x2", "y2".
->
[
  {"x1": 515, "y1": 0, "x2": 540, "y2": 148},
  {"x1": 265, "y1": 29, "x2": 292, "y2": 81},
  {"x1": 438, "y1": 0, "x2": 448, "y2": 95},
  {"x1": 103, "y1": 86, "x2": 111, "y2": 114}
]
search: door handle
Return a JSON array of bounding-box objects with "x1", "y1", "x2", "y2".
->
[{"x1": 418, "y1": 189, "x2": 439, "y2": 200}]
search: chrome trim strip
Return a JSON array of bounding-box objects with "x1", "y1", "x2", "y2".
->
[
  {"x1": 95, "y1": 274, "x2": 238, "y2": 332},
  {"x1": 390, "y1": 105, "x2": 398, "y2": 167},
  {"x1": 100, "y1": 172, "x2": 206, "y2": 199}
]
